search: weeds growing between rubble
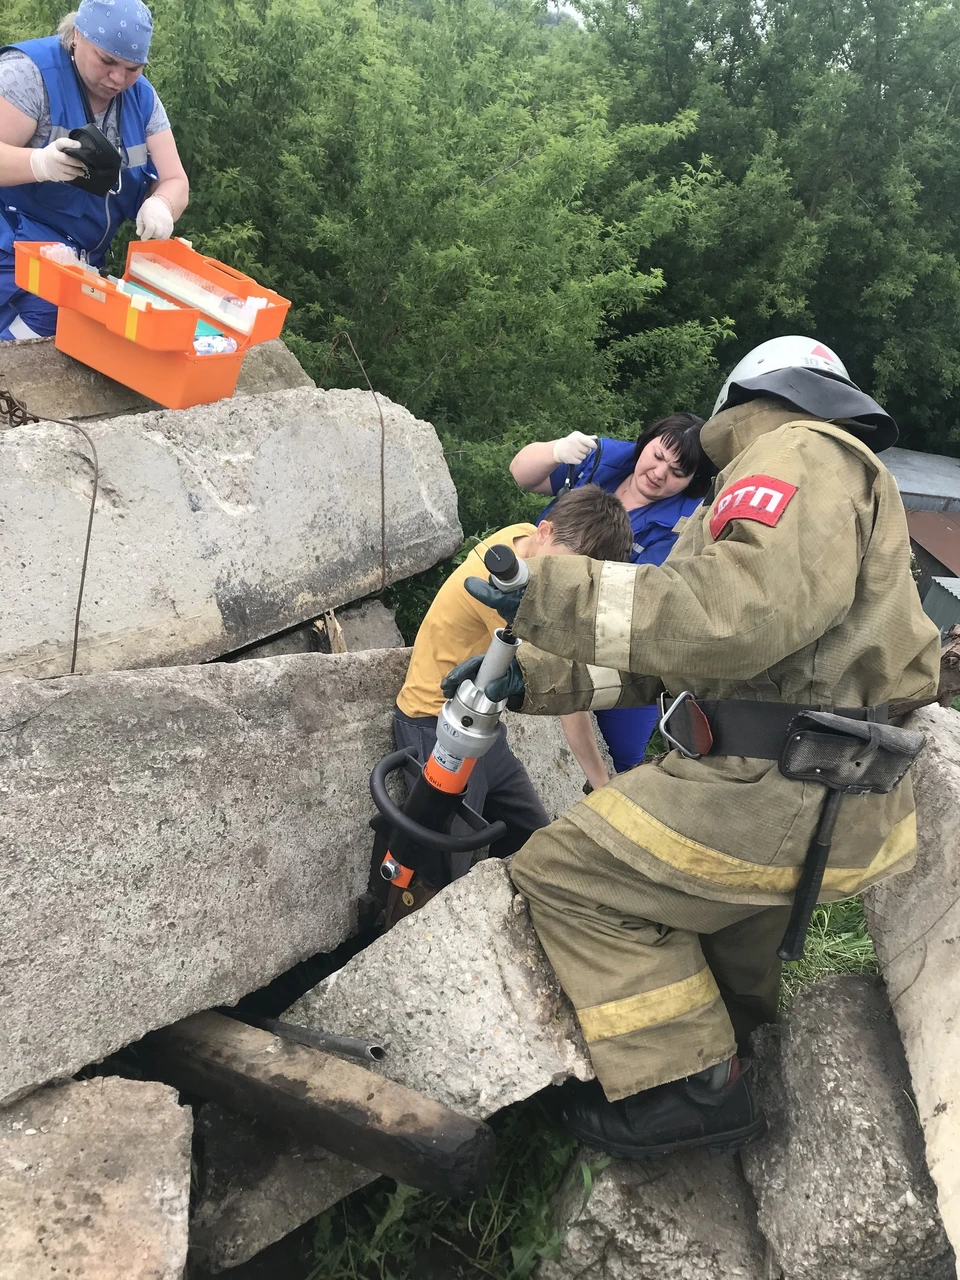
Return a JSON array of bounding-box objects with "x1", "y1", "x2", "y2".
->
[
  {"x1": 306, "y1": 1096, "x2": 602, "y2": 1280},
  {"x1": 295, "y1": 905, "x2": 875, "y2": 1280},
  {"x1": 779, "y1": 897, "x2": 879, "y2": 1009}
]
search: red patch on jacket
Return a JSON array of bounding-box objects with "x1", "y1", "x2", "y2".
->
[{"x1": 709, "y1": 474, "x2": 798, "y2": 540}]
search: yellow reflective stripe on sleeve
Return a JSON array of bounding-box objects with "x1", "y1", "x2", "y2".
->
[
  {"x1": 586, "y1": 664, "x2": 622, "y2": 710},
  {"x1": 578, "y1": 967, "x2": 720, "y2": 1043},
  {"x1": 582, "y1": 786, "x2": 916, "y2": 894},
  {"x1": 594, "y1": 562, "x2": 636, "y2": 670}
]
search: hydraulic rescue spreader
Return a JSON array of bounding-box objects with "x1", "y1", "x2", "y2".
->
[{"x1": 368, "y1": 544, "x2": 527, "y2": 928}]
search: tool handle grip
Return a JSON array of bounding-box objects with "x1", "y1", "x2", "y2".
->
[
  {"x1": 369, "y1": 750, "x2": 507, "y2": 853},
  {"x1": 474, "y1": 627, "x2": 520, "y2": 695},
  {"x1": 777, "y1": 791, "x2": 844, "y2": 962}
]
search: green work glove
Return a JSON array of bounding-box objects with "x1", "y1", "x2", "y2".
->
[
  {"x1": 441, "y1": 655, "x2": 526, "y2": 704},
  {"x1": 463, "y1": 576, "x2": 525, "y2": 623}
]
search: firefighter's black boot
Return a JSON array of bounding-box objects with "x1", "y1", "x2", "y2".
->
[{"x1": 563, "y1": 1056, "x2": 766, "y2": 1158}]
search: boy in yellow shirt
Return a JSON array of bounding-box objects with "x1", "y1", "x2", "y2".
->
[{"x1": 395, "y1": 485, "x2": 633, "y2": 877}]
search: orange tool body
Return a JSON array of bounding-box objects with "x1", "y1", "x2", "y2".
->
[{"x1": 368, "y1": 545, "x2": 528, "y2": 925}]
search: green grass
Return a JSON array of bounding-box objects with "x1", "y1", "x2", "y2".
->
[
  {"x1": 306, "y1": 1098, "x2": 601, "y2": 1280},
  {"x1": 779, "y1": 896, "x2": 879, "y2": 1009}
]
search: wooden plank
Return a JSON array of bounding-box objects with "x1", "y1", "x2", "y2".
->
[{"x1": 142, "y1": 1011, "x2": 495, "y2": 1197}]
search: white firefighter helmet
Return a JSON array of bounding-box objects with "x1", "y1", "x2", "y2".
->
[{"x1": 713, "y1": 336, "x2": 854, "y2": 417}]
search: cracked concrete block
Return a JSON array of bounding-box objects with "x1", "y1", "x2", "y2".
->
[
  {"x1": 0, "y1": 386, "x2": 460, "y2": 678},
  {"x1": 189, "y1": 1103, "x2": 373, "y2": 1273},
  {"x1": 742, "y1": 975, "x2": 953, "y2": 1280},
  {"x1": 865, "y1": 705, "x2": 960, "y2": 1267},
  {"x1": 339, "y1": 599, "x2": 405, "y2": 651},
  {"x1": 288, "y1": 857, "x2": 592, "y2": 1116},
  {"x1": 0, "y1": 648, "x2": 411, "y2": 1105},
  {"x1": 537, "y1": 1150, "x2": 767, "y2": 1280},
  {"x1": 0, "y1": 648, "x2": 589, "y2": 1113},
  {"x1": 503, "y1": 708, "x2": 605, "y2": 823},
  {"x1": 223, "y1": 599, "x2": 405, "y2": 665},
  {"x1": 0, "y1": 334, "x2": 313, "y2": 421},
  {"x1": 194, "y1": 858, "x2": 593, "y2": 1270},
  {"x1": 221, "y1": 625, "x2": 318, "y2": 661},
  {"x1": 0, "y1": 1076, "x2": 191, "y2": 1280}
]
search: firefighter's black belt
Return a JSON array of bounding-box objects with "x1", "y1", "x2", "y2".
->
[{"x1": 658, "y1": 694, "x2": 889, "y2": 761}]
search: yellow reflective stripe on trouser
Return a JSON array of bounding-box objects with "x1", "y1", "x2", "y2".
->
[
  {"x1": 578, "y1": 967, "x2": 720, "y2": 1043},
  {"x1": 582, "y1": 786, "x2": 917, "y2": 894},
  {"x1": 593, "y1": 562, "x2": 636, "y2": 669},
  {"x1": 586, "y1": 664, "x2": 622, "y2": 710}
]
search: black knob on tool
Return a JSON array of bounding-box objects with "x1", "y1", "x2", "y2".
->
[
  {"x1": 483, "y1": 544, "x2": 526, "y2": 590},
  {"x1": 484, "y1": 545, "x2": 518, "y2": 578}
]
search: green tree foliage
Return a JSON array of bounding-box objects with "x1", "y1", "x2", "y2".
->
[
  {"x1": 147, "y1": 0, "x2": 734, "y2": 534},
  {"x1": 582, "y1": 0, "x2": 960, "y2": 450},
  {"x1": 3, "y1": 0, "x2": 733, "y2": 537},
  {"x1": 147, "y1": 0, "x2": 717, "y2": 429},
  {"x1": 4, "y1": 0, "x2": 960, "y2": 529}
]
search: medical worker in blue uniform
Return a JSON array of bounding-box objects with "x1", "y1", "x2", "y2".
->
[
  {"x1": 510, "y1": 414, "x2": 714, "y2": 780},
  {"x1": 0, "y1": 0, "x2": 189, "y2": 341}
]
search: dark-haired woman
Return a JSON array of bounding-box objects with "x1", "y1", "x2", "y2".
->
[{"x1": 510, "y1": 413, "x2": 714, "y2": 776}]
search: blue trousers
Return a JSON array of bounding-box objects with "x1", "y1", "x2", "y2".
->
[
  {"x1": 0, "y1": 250, "x2": 58, "y2": 340},
  {"x1": 594, "y1": 704, "x2": 660, "y2": 773}
]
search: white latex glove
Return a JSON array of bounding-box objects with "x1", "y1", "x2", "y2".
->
[
  {"x1": 552, "y1": 430, "x2": 598, "y2": 466},
  {"x1": 136, "y1": 195, "x2": 175, "y2": 241},
  {"x1": 29, "y1": 137, "x2": 85, "y2": 183}
]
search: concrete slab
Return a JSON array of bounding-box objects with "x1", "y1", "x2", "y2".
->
[
  {"x1": 742, "y1": 976, "x2": 953, "y2": 1280},
  {"x1": 0, "y1": 386, "x2": 460, "y2": 678},
  {"x1": 339, "y1": 599, "x2": 405, "y2": 651},
  {"x1": 194, "y1": 856, "x2": 593, "y2": 1270},
  {"x1": 866, "y1": 704, "x2": 960, "y2": 1267},
  {"x1": 0, "y1": 649, "x2": 410, "y2": 1105},
  {"x1": 0, "y1": 648, "x2": 590, "y2": 1113},
  {"x1": 288, "y1": 857, "x2": 592, "y2": 1116},
  {"x1": 538, "y1": 1150, "x2": 766, "y2": 1279},
  {"x1": 0, "y1": 1076, "x2": 191, "y2": 1280},
  {"x1": 0, "y1": 335, "x2": 313, "y2": 421},
  {"x1": 189, "y1": 1103, "x2": 373, "y2": 1273},
  {"x1": 220, "y1": 600, "x2": 404, "y2": 664}
]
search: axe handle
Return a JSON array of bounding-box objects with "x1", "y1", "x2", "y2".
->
[{"x1": 778, "y1": 790, "x2": 844, "y2": 963}]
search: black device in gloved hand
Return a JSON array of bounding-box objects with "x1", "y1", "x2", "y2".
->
[{"x1": 68, "y1": 124, "x2": 122, "y2": 196}]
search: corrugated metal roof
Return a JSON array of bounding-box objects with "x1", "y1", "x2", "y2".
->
[
  {"x1": 923, "y1": 577, "x2": 960, "y2": 635},
  {"x1": 906, "y1": 510, "x2": 960, "y2": 576},
  {"x1": 885, "y1": 445, "x2": 960, "y2": 511}
]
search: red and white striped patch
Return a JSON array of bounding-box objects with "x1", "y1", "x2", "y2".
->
[{"x1": 709, "y1": 474, "x2": 798, "y2": 540}]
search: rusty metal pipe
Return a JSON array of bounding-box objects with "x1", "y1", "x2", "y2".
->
[{"x1": 142, "y1": 1011, "x2": 495, "y2": 1198}]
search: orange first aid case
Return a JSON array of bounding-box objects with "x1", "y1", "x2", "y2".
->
[{"x1": 14, "y1": 239, "x2": 291, "y2": 410}]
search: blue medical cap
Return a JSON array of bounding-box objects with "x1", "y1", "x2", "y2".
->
[{"x1": 75, "y1": 0, "x2": 153, "y2": 65}]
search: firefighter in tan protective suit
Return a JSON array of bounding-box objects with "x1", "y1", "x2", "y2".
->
[{"x1": 444, "y1": 337, "x2": 941, "y2": 1158}]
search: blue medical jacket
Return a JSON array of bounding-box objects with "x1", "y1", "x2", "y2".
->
[{"x1": 540, "y1": 436, "x2": 702, "y2": 566}]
